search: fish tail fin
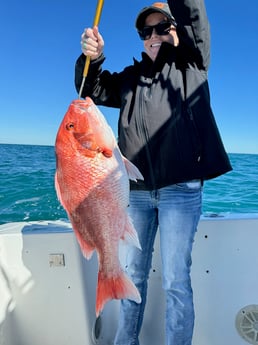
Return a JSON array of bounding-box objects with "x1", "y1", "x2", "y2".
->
[{"x1": 96, "y1": 270, "x2": 141, "y2": 317}]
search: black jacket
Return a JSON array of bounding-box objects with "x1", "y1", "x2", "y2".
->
[{"x1": 75, "y1": 0, "x2": 232, "y2": 190}]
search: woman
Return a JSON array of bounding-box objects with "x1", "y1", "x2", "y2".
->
[{"x1": 75, "y1": 2, "x2": 232, "y2": 344}]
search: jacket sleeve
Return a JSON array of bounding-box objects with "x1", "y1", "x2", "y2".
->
[
  {"x1": 74, "y1": 53, "x2": 125, "y2": 108},
  {"x1": 75, "y1": 53, "x2": 105, "y2": 98},
  {"x1": 167, "y1": 0, "x2": 210, "y2": 70}
]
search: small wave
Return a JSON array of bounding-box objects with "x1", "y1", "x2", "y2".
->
[{"x1": 15, "y1": 197, "x2": 41, "y2": 205}]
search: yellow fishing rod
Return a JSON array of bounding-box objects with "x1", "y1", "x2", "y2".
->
[{"x1": 78, "y1": 0, "x2": 104, "y2": 99}]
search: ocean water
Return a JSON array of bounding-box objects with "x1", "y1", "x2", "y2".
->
[{"x1": 0, "y1": 143, "x2": 257, "y2": 225}]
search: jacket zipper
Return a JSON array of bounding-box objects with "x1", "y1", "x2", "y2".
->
[
  {"x1": 187, "y1": 107, "x2": 202, "y2": 162},
  {"x1": 137, "y1": 82, "x2": 157, "y2": 190}
]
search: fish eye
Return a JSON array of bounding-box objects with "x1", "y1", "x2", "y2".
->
[{"x1": 66, "y1": 122, "x2": 75, "y2": 130}]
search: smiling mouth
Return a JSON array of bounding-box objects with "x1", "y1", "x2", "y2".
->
[{"x1": 150, "y1": 43, "x2": 161, "y2": 48}]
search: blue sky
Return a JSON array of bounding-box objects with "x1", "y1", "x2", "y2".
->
[{"x1": 1, "y1": 0, "x2": 257, "y2": 154}]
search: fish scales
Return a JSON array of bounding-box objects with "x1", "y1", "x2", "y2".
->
[{"x1": 55, "y1": 98, "x2": 143, "y2": 316}]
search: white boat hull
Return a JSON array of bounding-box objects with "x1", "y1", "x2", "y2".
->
[{"x1": 0, "y1": 215, "x2": 258, "y2": 345}]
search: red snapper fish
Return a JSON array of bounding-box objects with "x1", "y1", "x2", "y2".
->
[{"x1": 55, "y1": 98, "x2": 143, "y2": 316}]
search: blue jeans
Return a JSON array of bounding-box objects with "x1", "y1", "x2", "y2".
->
[{"x1": 114, "y1": 181, "x2": 202, "y2": 345}]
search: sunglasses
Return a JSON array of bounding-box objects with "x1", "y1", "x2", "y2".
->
[{"x1": 138, "y1": 21, "x2": 172, "y2": 41}]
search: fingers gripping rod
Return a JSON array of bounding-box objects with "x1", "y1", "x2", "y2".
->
[{"x1": 78, "y1": 0, "x2": 104, "y2": 99}]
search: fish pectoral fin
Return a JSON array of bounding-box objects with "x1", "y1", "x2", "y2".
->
[
  {"x1": 55, "y1": 173, "x2": 66, "y2": 208},
  {"x1": 96, "y1": 270, "x2": 141, "y2": 317},
  {"x1": 122, "y1": 156, "x2": 144, "y2": 181},
  {"x1": 54, "y1": 173, "x2": 61, "y2": 201}
]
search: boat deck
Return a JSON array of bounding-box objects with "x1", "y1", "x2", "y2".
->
[{"x1": 1, "y1": 214, "x2": 258, "y2": 345}]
